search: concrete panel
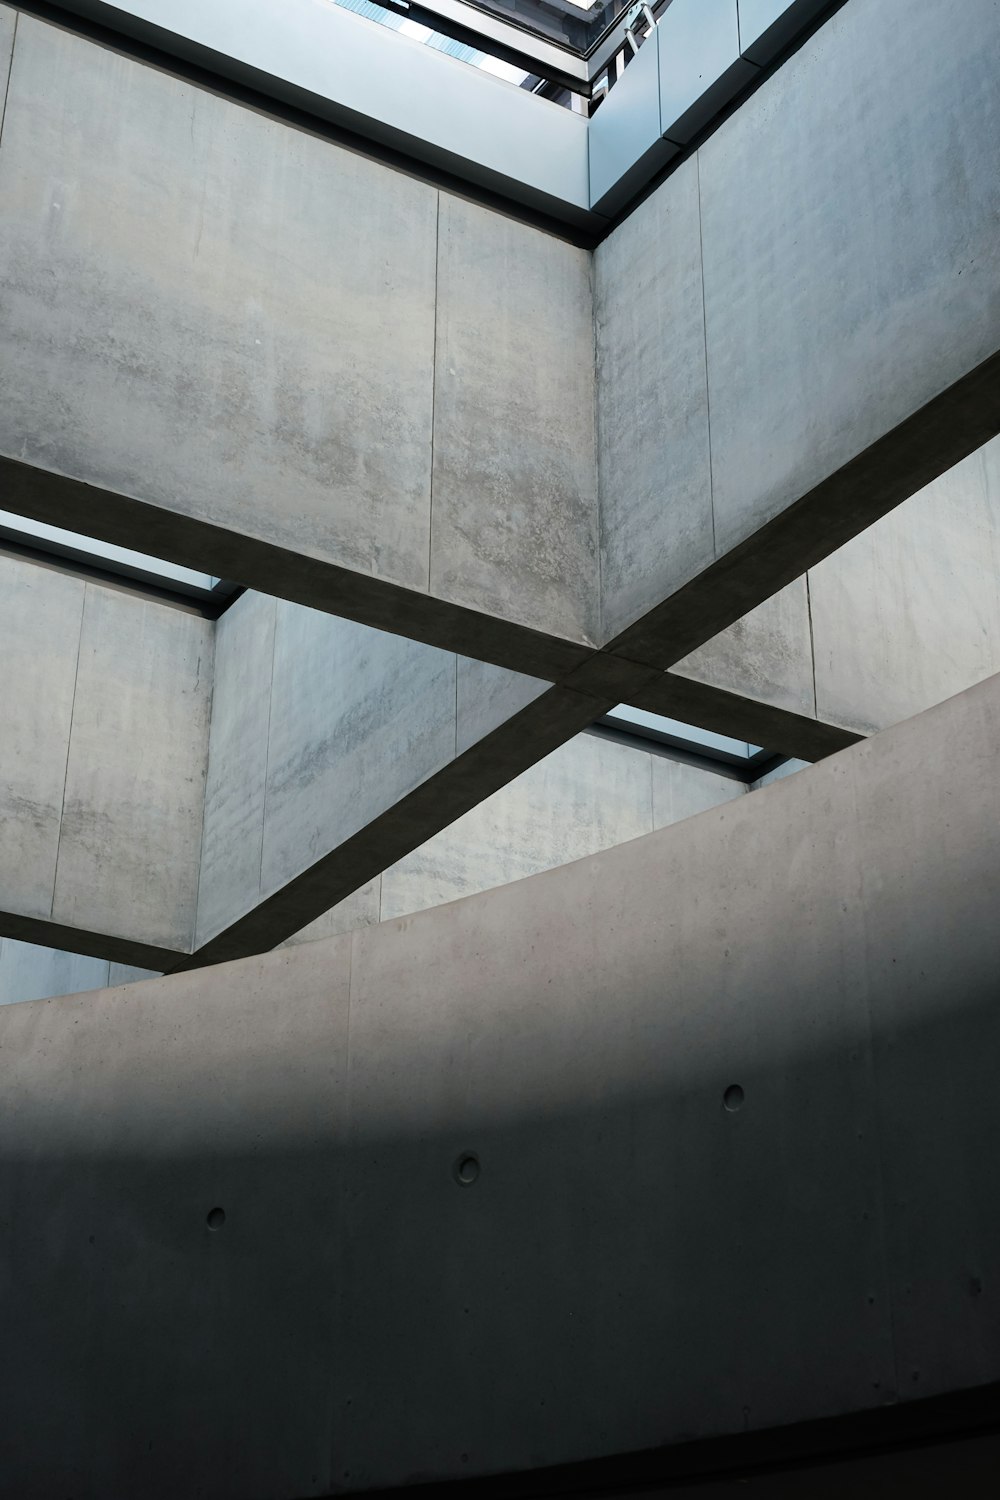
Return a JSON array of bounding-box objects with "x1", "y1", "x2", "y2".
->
[
  {"x1": 455, "y1": 657, "x2": 550, "y2": 757},
  {"x1": 6, "y1": 674, "x2": 1000, "y2": 1490},
  {"x1": 0, "y1": 554, "x2": 84, "y2": 923},
  {"x1": 260, "y1": 605, "x2": 457, "y2": 898},
  {"x1": 738, "y1": 0, "x2": 832, "y2": 65},
  {"x1": 658, "y1": 0, "x2": 758, "y2": 145},
  {"x1": 700, "y1": 0, "x2": 1000, "y2": 560},
  {"x1": 0, "y1": 5, "x2": 13, "y2": 106},
  {"x1": 342, "y1": 766, "x2": 890, "y2": 1485},
  {"x1": 809, "y1": 441, "x2": 1000, "y2": 734},
  {"x1": 430, "y1": 194, "x2": 599, "y2": 645},
  {"x1": 672, "y1": 577, "x2": 815, "y2": 719},
  {"x1": 196, "y1": 591, "x2": 277, "y2": 947},
  {"x1": 0, "y1": 938, "x2": 351, "y2": 1499},
  {"x1": 108, "y1": 961, "x2": 161, "y2": 987},
  {"x1": 0, "y1": 937, "x2": 109, "y2": 1007},
  {"x1": 281, "y1": 880, "x2": 382, "y2": 951},
  {"x1": 651, "y1": 755, "x2": 746, "y2": 827},
  {"x1": 595, "y1": 156, "x2": 713, "y2": 641},
  {"x1": 51, "y1": 586, "x2": 212, "y2": 953},
  {"x1": 0, "y1": 15, "x2": 437, "y2": 591},
  {"x1": 381, "y1": 732, "x2": 652, "y2": 921}
]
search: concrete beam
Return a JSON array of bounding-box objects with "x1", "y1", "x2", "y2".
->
[
  {"x1": 5, "y1": 423, "x2": 1000, "y2": 968},
  {"x1": 634, "y1": 438, "x2": 1000, "y2": 756},
  {"x1": 2, "y1": 668, "x2": 999, "y2": 1493},
  {"x1": 5, "y1": 0, "x2": 999, "y2": 712},
  {"x1": 0, "y1": 7, "x2": 605, "y2": 683},
  {"x1": 185, "y1": 586, "x2": 611, "y2": 968}
]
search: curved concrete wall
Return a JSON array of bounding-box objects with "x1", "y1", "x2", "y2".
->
[{"x1": 1, "y1": 669, "x2": 998, "y2": 1495}]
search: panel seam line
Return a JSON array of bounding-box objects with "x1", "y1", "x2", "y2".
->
[
  {"x1": 256, "y1": 599, "x2": 279, "y2": 902},
  {"x1": 0, "y1": 9, "x2": 17, "y2": 152},
  {"x1": 50, "y1": 582, "x2": 88, "y2": 920},
  {"x1": 427, "y1": 191, "x2": 441, "y2": 595},
  {"x1": 695, "y1": 151, "x2": 717, "y2": 557}
]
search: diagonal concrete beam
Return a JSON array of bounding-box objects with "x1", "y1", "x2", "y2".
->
[
  {"x1": 3, "y1": 0, "x2": 1000, "y2": 708},
  {"x1": 3, "y1": 0, "x2": 1000, "y2": 968}
]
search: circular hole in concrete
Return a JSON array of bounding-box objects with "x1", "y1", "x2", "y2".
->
[
  {"x1": 206, "y1": 1206, "x2": 226, "y2": 1231},
  {"x1": 454, "y1": 1153, "x2": 480, "y2": 1186},
  {"x1": 723, "y1": 1084, "x2": 745, "y2": 1113}
]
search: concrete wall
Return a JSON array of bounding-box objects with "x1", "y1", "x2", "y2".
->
[
  {"x1": 2, "y1": 726, "x2": 747, "y2": 1000},
  {"x1": 0, "y1": 5, "x2": 599, "y2": 666},
  {"x1": 285, "y1": 728, "x2": 747, "y2": 945},
  {"x1": 596, "y1": 0, "x2": 1000, "y2": 666},
  {"x1": 659, "y1": 436, "x2": 1000, "y2": 742},
  {"x1": 0, "y1": 553, "x2": 212, "y2": 965},
  {"x1": 1, "y1": 668, "x2": 998, "y2": 1495},
  {"x1": 0, "y1": 938, "x2": 156, "y2": 1006}
]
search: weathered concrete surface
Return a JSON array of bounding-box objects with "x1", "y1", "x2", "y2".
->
[
  {"x1": 3, "y1": 670, "x2": 999, "y2": 1494},
  {"x1": 379, "y1": 729, "x2": 744, "y2": 922},
  {"x1": 634, "y1": 438, "x2": 1000, "y2": 757},
  {"x1": 0, "y1": 3, "x2": 13, "y2": 101},
  {"x1": 0, "y1": 937, "x2": 352, "y2": 1499},
  {"x1": 0, "y1": 936, "x2": 109, "y2": 1008},
  {"x1": 0, "y1": 554, "x2": 85, "y2": 924},
  {"x1": 5, "y1": 0, "x2": 997, "y2": 702},
  {"x1": 809, "y1": 439, "x2": 1000, "y2": 735},
  {"x1": 191, "y1": 590, "x2": 565, "y2": 960},
  {"x1": 598, "y1": 0, "x2": 1000, "y2": 669},
  {"x1": 0, "y1": 938, "x2": 158, "y2": 1007},
  {"x1": 0, "y1": 12, "x2": 437, "y2": 590},
  {"x1": 195, "y1": 590, "x2": 276, "y2": 946},
  {"x1": 0, "y1": 11, "x2": 599, "y2": 681},
  {"x1": 51, "y1": 584, "x2": 212, "y2": 954},
  {"x1": 595, "y1": 155, "x2": 713, "y2": 644},
  {"x1": 0, "y1": 553, "x2": 211, "y2": 966},
  {"x1": 430, "y1": 195, "x2": 599, "y2": 645}
]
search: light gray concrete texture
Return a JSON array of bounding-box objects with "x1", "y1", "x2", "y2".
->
[
  {"x1": 597, "y1": 0, "x2": 1000, "y2": 668},
  {"x1": 0, "y1": 13, "x2": 437, "y2": 588},
  {"x1": 0, "y1": 936, "x2": 352, "y2": 1499},
  {"x1": 4, "y1": 728, "x2": 748, "y2": 999},
  {"x1": 3, "y1": 671, "x2": 1000, "y2": 1493},
  {"x1": 50, "y1": 583, "x2": 212, "y2": 954},
  {"x1": 378, "y1": 729, "x2": 745, "y2": 921},
  {"x1": 736, "y1": 0, "x2": 832, "y2": 65},
  {"x1": 672, "y1": 575, "x2": 815, "y2": 720},
  {"x1": 195, "y1": 589, "x2": 276, "y2": 946},
  {"x1": 0, "y1": 553, "x2": 85, "y2": 925},
  {"x1": 632, "y1": 436, "x2": 1000, "y2": 756},
  {"x1": 0, "y1": 937, "x2": 108, "y2": 1008},
  {"x1": 808, "y1": 438, "x2": 1000, "y2": 735},
  {"x1": 0, "y1": 3, "x2": 12, "y2": 102},
  {"x1": 0, "y1": 938, "x2": 159, "y2": 1007},
  {"x1": 0, "y1": 12, "x2": 602, "y2": 682},
  {"x1": 48, "y1": 0, "x2": 595, "y2": 225},
  {"x1": 699, "y1": 0, "x2": 1000, "y2": 562},
  {"x1": 189, "y1": 584, "x2": 605, "y2": 964},
  {"x1": 311, "y1": 667, "x2": 1000, "y2": 1485},
  {"x1": 259, "y1": 603, "x2": 457, "y2": 899},
  {"x1": 595, "y1": 154, "x2": 714, "y2": 642},
  {"x1": 0, "y1": 552, "x2": 212, "y2": 966},
  {"x1": 430, "y1": 193, "x2": 599, "y2": 645}
]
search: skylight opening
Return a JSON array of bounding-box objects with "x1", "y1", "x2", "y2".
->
[{"x1": 0, "y1": 510, "x2": 238, "y2": 605}]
